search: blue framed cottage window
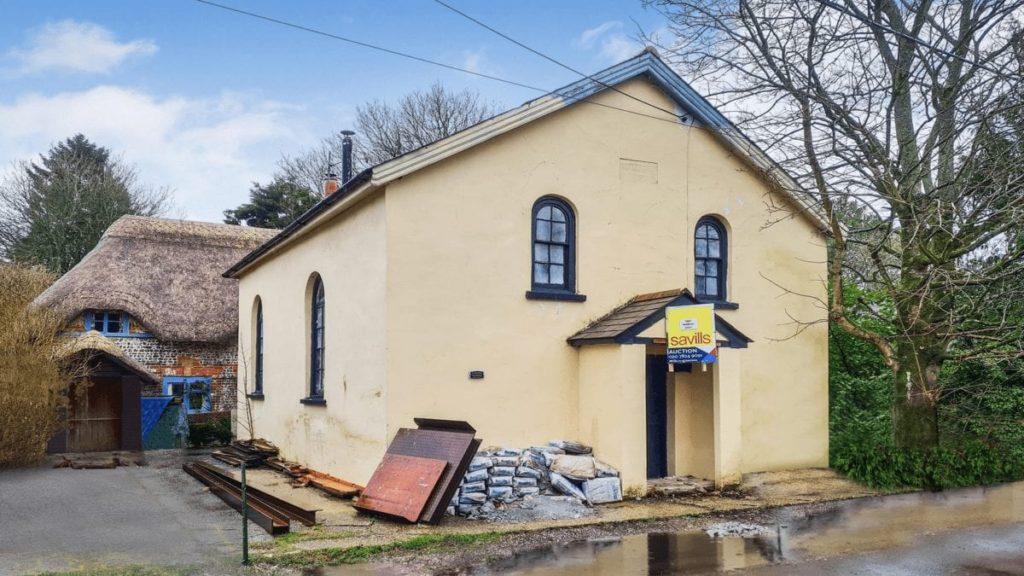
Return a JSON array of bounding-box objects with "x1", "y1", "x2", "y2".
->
[
  {"x1": 164, "y1": 376, "x2": 212, "y2": 414},
  {"x1": 307, "y1": 277, "x2": 325, "y2": 402},
  {"x1": 695, "y1": 217, "x2": 727, "y2": 301},
  {"x1": 85, "y1": 310, "x2": 130, "y2": 336}
]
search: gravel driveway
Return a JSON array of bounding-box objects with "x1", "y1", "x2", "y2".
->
[{"x1": 0, "y1": 450, "x2": 268, "y2": 575}]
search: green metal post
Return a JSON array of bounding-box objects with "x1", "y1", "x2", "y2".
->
[{"x1": 241, "y1": 462, "x2": 249, "y2": 565}]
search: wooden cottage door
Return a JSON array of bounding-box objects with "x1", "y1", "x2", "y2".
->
[{"x1": 67, "y1": 377, "x2": 123, "y2": 452}]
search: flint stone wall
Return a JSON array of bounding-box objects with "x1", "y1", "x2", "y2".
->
[{"x1": 107, "y1": 336, "x2": 239, "y2": 414}]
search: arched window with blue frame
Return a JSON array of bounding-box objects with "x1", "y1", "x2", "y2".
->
[
  {"x1": 309, "y1": 276, "x2": 325, "y2": 400},
  {"x1": 254, "y1": 297, "x2": 264, "y2": 396},
  {"x1": 531, "y1": 197, "x2": 576, "y2": 293},
  {"x1": 694, "y1": 217, "x2": 727, "y2": 301}
]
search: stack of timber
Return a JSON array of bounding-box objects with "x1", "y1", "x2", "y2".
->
[
  {"x1": 265, "y1": 457, "x2": 363, "y2": 499},
  {"x1": 211, "y1": 438, "x2": 279, "y2": 467},
  {"x1": 183, "y1": 461, "x2": 318, "y2": 535}
]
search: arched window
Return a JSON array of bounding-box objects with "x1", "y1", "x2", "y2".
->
[
  {"x1": 254, "y1": 298, "x2": 264, "y2": 396},
  {"x1": 695, "y1": 217, "x2": 727, "y2": 300},
  {"x1": 531, "y1": 197, "x2": 576, "y2": 293},
  {"x1": 309, "y1": 277, "x2": 325, "y2": 399}
]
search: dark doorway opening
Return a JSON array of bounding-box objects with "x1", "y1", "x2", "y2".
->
[{"x1": 646, "y1": 355, "x2": 668, "y2": 479}]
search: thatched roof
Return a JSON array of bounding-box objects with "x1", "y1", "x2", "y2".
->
[
  {"x1": 61, "y1": 331, "x2": 160, "y2": 385},
  {"x1": 36, "y1": 216, "x2": 276, "y2": 343}
]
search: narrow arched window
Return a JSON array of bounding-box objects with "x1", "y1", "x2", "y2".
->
[
  {"x1": 531, "y1": 197, "x2": 575, "y2": 293},
  {"x1": 254, "y1": 298, "x2": 264, "y2": 395},
  {"x1": 309, "y1": 277, "x2": 325, "y2": 399},
  {"x1": 695, "y1": 217, "x2": 727, "y2": 300}
]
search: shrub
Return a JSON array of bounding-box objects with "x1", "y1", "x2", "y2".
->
[
  {"x1": 186, "y1": 415, "x2": 232, "y2": 448},
  {"x1": 0, "y1": 264, "x2": 86, "y2": 468},
  {"x1": 829, "y1": 320, "x2": 1024, "y2": 490},
  {"x1": 832, "y1": 439, "x2": 1024, "y2": 490}
]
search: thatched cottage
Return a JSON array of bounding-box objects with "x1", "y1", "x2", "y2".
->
[
  {"x1": 226, "y1": 51, "x2": 830, "y2": 491},
  {"x1": 36, "y1": 216, "x2": 275, "y2": 444}
]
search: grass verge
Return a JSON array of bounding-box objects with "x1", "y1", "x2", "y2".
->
[{"x1": 258, "y1": 531, "x2": 503, "y2": 568}]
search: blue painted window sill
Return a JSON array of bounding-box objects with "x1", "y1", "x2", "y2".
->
[
  {"x1": 247, "y1": 393, "x2": 265, "y2": 401},
  {"x1": 300, "y1": 397, "x2": 326, "y2": 406}
]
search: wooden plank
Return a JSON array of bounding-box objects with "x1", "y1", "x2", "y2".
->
[
  {"x1": 353, "y1": 454, "x2": 447, "y2": 522},
  {"x1": 305, "y1": 469, "x2": 363, "y2": 499}
]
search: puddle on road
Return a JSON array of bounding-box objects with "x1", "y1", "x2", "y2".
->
[{"x1": 308, "y1": 481, "x2": 1024, "y2": 575}]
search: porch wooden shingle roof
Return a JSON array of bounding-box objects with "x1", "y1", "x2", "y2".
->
[{"x1": 567, "y1": 289, "x2": 752, "y2": 348}]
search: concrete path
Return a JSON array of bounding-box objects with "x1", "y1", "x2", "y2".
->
[{"x1": 0, "y1": 451, "x2": 268, "y2": 575}]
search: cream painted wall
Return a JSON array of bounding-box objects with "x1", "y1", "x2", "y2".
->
[
  {"x1": 382, "y1": 77, "x2": 828, "y2": 481},
  {"x1": 577, "y1": 344, "x2": 649, "y2": 492},
  {"x1": 238, "y1": 74, "x2": 828, "y2": 486},
  {"x1": 236, "y1": 196, "x2": 388, "y2": 485}
]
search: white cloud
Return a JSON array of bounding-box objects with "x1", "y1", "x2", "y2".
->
[
  {"x1": 462, "y1": 49, "x2": 486, "y2": 74},
  {"x1": 600, "y1": 35, "x2": 642, "y2": 63},
  {"x1": 7, "y1": 20, "x2": 157, "y2": 76},
  {"x1": 0, "y1": 86, "x2": 313, "y2": 221},
  {"x1": 575, "y1": 21, "x2": 643, "y2": 64},
  {"x1": 577, "y1": 21, "x2": 622, "y2": 49}
]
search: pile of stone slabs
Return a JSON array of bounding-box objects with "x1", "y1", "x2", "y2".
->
[{"x1": 354, "y1": 418, "x2": 480, "y2": 524}]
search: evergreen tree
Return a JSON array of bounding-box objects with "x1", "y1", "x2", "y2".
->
[
  {"x1": 223, "y1": 179, "x2": 319, "y2": 229},
  {"x1": 0, "y1": 134, "x2": 171, "y2": 274}
]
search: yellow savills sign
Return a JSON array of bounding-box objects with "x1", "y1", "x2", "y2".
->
[{"x1": 666, "y1": 304, "x2": 717, "y2": 364}]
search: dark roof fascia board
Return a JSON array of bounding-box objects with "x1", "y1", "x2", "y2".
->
[
  {"x1": 713, "y1": 314, "x2": 753, "y2": 349},
  {"x1": 224, "y1": 169, "x2": 373, "y2": 278}
]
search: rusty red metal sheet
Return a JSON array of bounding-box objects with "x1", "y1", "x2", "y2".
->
[
  {"x1": 353, "y1": 454, "x2": 447, "y2": 522},
  {"x1": 387, "y1": 426, "x2": 481, "y2": 524}
]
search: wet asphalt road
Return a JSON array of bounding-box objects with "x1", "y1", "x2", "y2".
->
[
  {"x1": 743, "y1": 521, "x2": 1024, "y2": 576},
  {"x1": 454, "y1": 481, "x2": 1024, "y2": 576}
]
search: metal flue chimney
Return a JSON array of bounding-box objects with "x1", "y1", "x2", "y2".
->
[{"x1": 340, "y1": 130, "x2": 355, "y2": 184}]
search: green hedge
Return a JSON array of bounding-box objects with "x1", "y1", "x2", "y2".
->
[
  {"x1": 833, "y1": 439, "x2": 1024, "y2": 490},
  {"x1": 186, "y1": 416, "x2": 232, "y2": 448}
]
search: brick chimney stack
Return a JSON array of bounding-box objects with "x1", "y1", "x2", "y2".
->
[{"x1": 323, "y1": 167, "x2": 339, "y2": 197}]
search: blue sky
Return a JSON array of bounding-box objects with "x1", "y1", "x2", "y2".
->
[{"x1": 0, "y1": 1, "x2": 670, "y2": 221}]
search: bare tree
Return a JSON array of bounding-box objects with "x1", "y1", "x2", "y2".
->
[
  {"x1": 234, "y1": 350, "x2": 255, "y2": 442},
  {"x1": 277, "y1": 83, "x2": 496, "y2": 190},
  {"x1": 649, "y1": 0, "x2": 1024, "y2": 448}
]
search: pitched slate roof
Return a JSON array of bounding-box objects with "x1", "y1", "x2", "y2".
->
[
  {"x1": 225, "y1": 48, "x2": 826, "y2": 279},
  {"x1": 568, "y1": 289, "x2": 752, "y2": 348},
  {"x1": 60, "y1": 331, "x2": 160, "y2": 384},
  {"x1": 36, "y1": 216, "x2": 276, "y2": 343}
]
